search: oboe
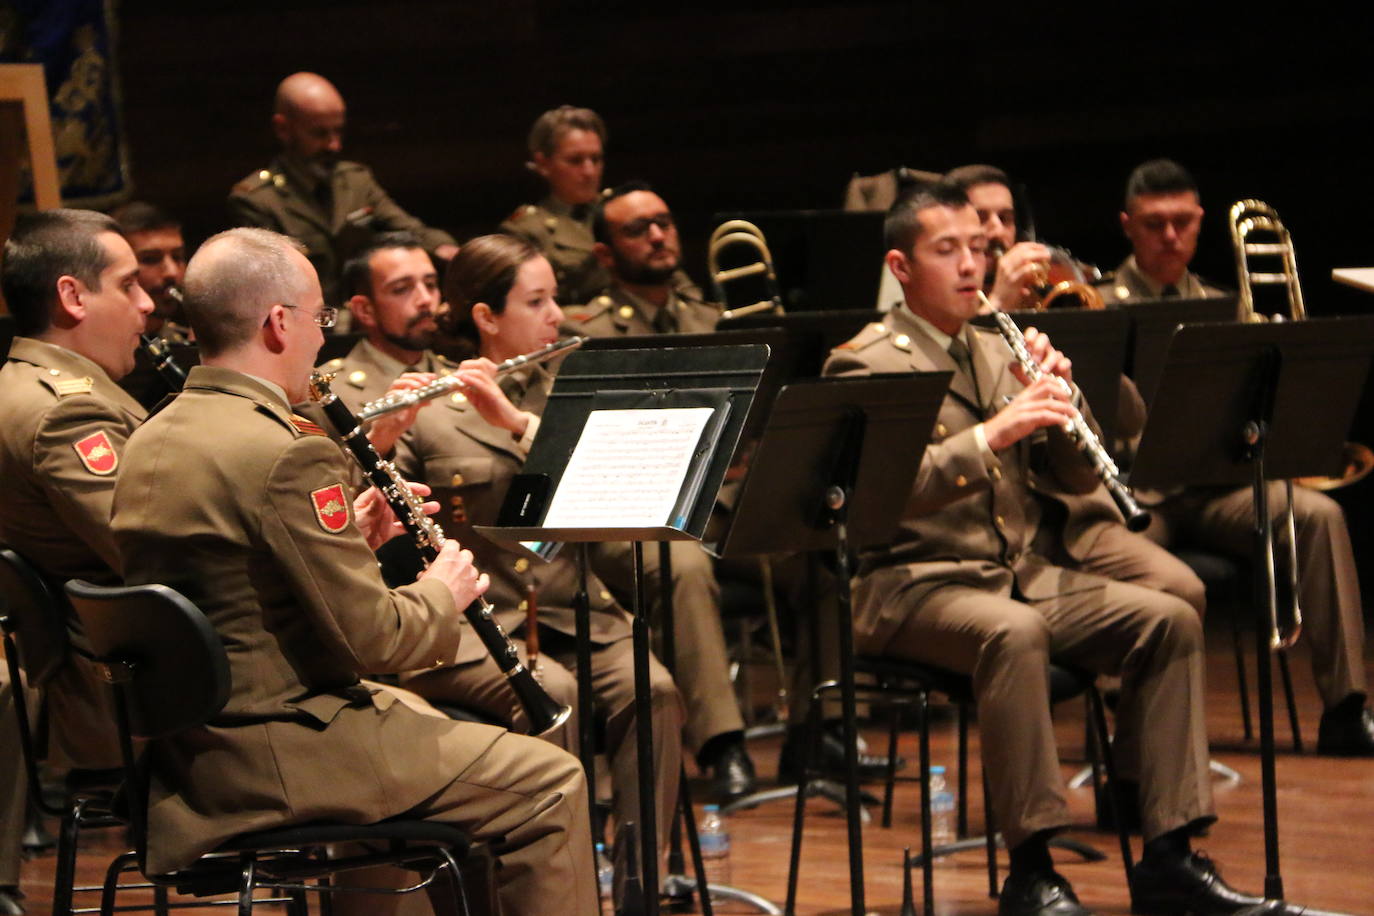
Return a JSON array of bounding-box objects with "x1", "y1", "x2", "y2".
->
[
  {"x1": 309, "y1": 371, "x2": 572, "y2": 736},
  {"x1": 981, "y1": 295, "x2": 1151, "y2": 532},
  {"x1": 356, "y1": 336, "x2": 586, "y2": 423}
]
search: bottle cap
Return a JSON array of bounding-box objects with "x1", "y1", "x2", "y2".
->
[{"x1": 931, "y1": 765, "x2": 946, "y2": 774}]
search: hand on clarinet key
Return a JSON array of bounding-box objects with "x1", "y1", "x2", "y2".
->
[
  {"x1": 422, "y1": 541, "x2": 490, "y2": 608},
  {"x1": 1017, "y1": 326, "x2": 1074, "y2": 388},
  {"x1": 983, "y1": 374, "x2": 1078, "y2": 451},
  {"x1": 353, "y1": 481, "x2": 437, "y2": 549},
  {"x1": 366, "y1": 371, "x2": 437, "y2": 456}
]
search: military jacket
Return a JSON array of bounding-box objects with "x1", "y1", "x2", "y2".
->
[
  {"x1": 1094, "y1": 256, "x2": 1227, "y2": 305},
  {"x1": 112, "y1": 366, "x2": 491, "y2": 873},
  {"x1": 500, "y1": 196, "x2": 610, "y2": 306},
  {"x1": 561, "y1": 282, "x2": 721, "y2": 339},
  {"x1": 822, "y1": 307, "x2": 1108, "y2": 648},
  {"x1": 229, "y1": 156, "x2": 457, "y2": 307},
  {"x1": 0, "y1": 337, "x2": 146, "y2": 768}
]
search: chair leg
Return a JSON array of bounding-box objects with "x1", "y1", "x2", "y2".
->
[
  {"x1": 1232, "y1": 610, "x2": 1254, "y2": 741},
  {"x1": 982, "y1": 769, "x2": 998, "y2": 899},
  {"x1": 882, "y1": 696, "x2": 900, "y2": 828},
  {"x1": 1277, "y1": 649, "x2": 1303, "y2": 752},
  {"x1": 238, "y1": 855, "x2": 256, "y2": 916},
  {"x1": 52, "y1": 799, "x2": 84, "y2": 916},
  {"x1": 918, "y1": 691, "x2": 934, "y2": 916},
  {"x1": 154, "y1": 884, "x2": 171, "y2": 916},
  {"x1": 1086, "y1": 686, "x2": 1134, "y2": 880},
  {"x1": 957, "y1": 703, "x2": 970, "y2": 838},
  {"x1": 100, "y1": 851, "x2": 135, "y2": 916}
]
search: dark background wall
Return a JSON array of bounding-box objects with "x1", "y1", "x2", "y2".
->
[{"x1": 116, "y1": 0, "x2": 1374, "y2": 574}]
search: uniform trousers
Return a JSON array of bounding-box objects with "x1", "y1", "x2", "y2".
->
[
  {"x1": 325, "y1": 703, "x2": 597, "y2": 916},
  {"x1": 0, "y1": 669, "x2": 25, "y2": 887},
  {"x1": 593, "y1": 540, "x2": 744, "y2": 752},
  {"x1": 402, "y1": 629, "x2": 683, "y2": 848},
  {"x1": 875, "y1": 574, "x2": 1211, "y2": 848},
  {"x1": 1146, "y1": 483, "x2": 1367, "y2": 707}
]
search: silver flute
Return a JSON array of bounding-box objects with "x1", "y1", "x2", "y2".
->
[
  {"x1": 357, "y1": 336, "x2": 586, "y2": 423},
  {"x1": 983, "y1": 296, "x2": 1150, "y2": 532}
]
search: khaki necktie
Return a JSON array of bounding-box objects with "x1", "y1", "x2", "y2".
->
[{"x1": 948, "y1": 335, "x2": 980, "y2": 405}]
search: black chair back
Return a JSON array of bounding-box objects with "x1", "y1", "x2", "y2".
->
[
  {"x1": 64, "y1": 579, "x2": 230, "y2": 740},
  {"x1": 0, "y1": 546, "x2": 71, "y2": 686}
]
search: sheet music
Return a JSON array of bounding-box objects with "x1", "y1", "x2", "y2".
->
[{"x1": 541, "y1": 407, "x2": 716, "y2": 529}]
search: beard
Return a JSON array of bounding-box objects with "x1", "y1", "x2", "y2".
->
[
  {"x1": 611, "y1": 246, "x2": 678, "y2": 285},
  {"x1": 381, "y1": 313, "x2": 436, "y2": 354}
]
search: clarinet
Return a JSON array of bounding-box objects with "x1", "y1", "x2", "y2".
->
[
  {"x1": 309, "y1": 371, "x2": 572, "y2": 736},
  {"x1": 356, "y1": 336, "x2": 586, "y2": 423},
  {"x1": 139, "y1": 334, "x2": 187, "y2": 391},
  {"x1": 985, "y1": 304, "x2": 1151, "y2": 533}
]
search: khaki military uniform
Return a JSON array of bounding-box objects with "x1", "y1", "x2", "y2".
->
[
  {"x1": 0, "y1": 669, "x2": 25, "y2": 886},
  {"x1": 823, "y1": 306, "x2": 1212, "y2": 847},
  {"x1": 500, "y1": 196, "x2": 610, "y2": 306},
  {"x1": 229, "y1": 156, "x2": 457, "y2": 308},
  {"x1": 1094, "y1": 256, "x2": 1225, "y2": 304},
  {"x1": 0, "y1": 337, "x2": 147, "y2": 770},
  {"x1": 561, "y1": 282, "x2": 721, "y2": 340},
  {"x1": 110, "y1": 366, "x2": 595, "y2": 914}
]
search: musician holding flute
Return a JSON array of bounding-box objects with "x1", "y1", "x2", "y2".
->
[
  {"x1": 823, "y1": 183, "x2": 1270, "y2": 916},
  {"x1": 109, "y1": 228, "x2": 597, "y2": 916},
  {"x1": 325, "y1": 233, "x2": 683, "y2": 855}
]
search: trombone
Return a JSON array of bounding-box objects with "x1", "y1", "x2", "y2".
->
[
  {"x1": 708, "y1": 220, "x2": 785, "y2": 320},
  {"x1": 1229, "y1": 199, "x2": 1307, "y2": 650}
]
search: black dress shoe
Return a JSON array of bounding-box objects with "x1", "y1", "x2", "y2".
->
[
  {"x1": 777, "y1": 726, "x2": 905, "y2": 784},
  {"x1": 0, "y1": 886, "x2": 24, "y2": 916},
  {"x1": 1317, "y1": 701, "x2": 1374, "y2": 756},
  {"x1": 705, "y1": 741, "x2": 756, "y2": 800},
  {"x1": 998, "y1": 869, "x2": 1093, "y2": 916},
  {"x1": 1129, "y1": 850, "x2": 1266, "y2": 914}
]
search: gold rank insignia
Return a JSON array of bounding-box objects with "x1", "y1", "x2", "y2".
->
[
  {"x1": 514, "y1": 557, "x2": 530, "y2": 573},
  {"x1": 348, "y1": 370, "x2": 367, "y2": 386},
  {"x1": 290, "y1": 414, "x2": 328, "y2": 437},
  {"x1": 618, "y1": 305, "x2": 635, "y2": 319},
  {"x1": 544, "y1": 217, "x2": 558, "y2": 230},
  {"x1": 272, "y1": 173, "x2": 287, "y2": 189},
  {"x1": 54, "y1": 377, "x2": 95, "y2": 396}
]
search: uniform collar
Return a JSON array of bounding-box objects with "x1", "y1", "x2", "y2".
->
[
  {"x1": 887, "y1": 307, "x2": 992, "y2": 413},
  {"x1": 354, "y1": 338, "x2": 446, "y2": 377},
  {"x1": 540, "y1": 195, "x2": 593, "y2": 224},
  {"x1": 1118, "y1": 255, "x2": 1205, "y2": 299},
  {"x1": 183, "y1": 365, "x2": 293, "y2": 420}
]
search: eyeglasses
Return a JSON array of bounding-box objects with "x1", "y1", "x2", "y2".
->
[
  {"x1": 268, "y1": 304, "x2": 338, "y2": 328},
  {"x1": 615, "y1": 212, "x2": 675, "y2": 239}
]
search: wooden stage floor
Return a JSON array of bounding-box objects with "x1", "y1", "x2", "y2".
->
[{"x1": 14, "y1": 623, "x2": 1374, "y2": 915}]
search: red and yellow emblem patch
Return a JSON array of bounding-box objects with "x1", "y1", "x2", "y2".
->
[
  {"x1": 72, "y1": 430, "x2": 118, "y2": 475},
  {"x1": 310, "y1": 484, "x2": 350, "y2": 533}
]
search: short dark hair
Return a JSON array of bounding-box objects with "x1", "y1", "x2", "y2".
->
[
  {"x1": 944, "y1": 164, "x2": 1010, "y2": 193},
  {"x1": 340, "y1": 231, "x2": 426, "y2": 299},
  {"x1": 1124, "y1": 159, "x2": 1197, "y2": 208},
  {"x1": 591, "y1": 179, "x2": 656, "y2": 245},
  {"x1": 110, "y1": 200, "x2": 180, "y2": 236},
  {"x1": 527, "y1": 105, "x2": 607, "y2": 159},
  {"x1": 884, "y1": 181, "x2": 971, "y2": 254},
  {"x1": 1, "y1": 208, "x2": 123, "y2": 336},
  {"x1": 441, "y1": 234, "x2": 542, "y2": 342}
]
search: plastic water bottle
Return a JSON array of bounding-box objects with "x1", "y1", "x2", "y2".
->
[
  {"x1": 697, "y1": 804, "x2": 731, "y2": 888},
  {"x1": 595, "y1": 841, "x2": 613, "y2": 901},
  {"x1": 930, "y1": 765, "x2": 957, "y2": 851}
]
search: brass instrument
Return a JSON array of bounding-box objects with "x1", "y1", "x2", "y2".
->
[
  {"x1": 1228, "y1": 199, "x2": 1307, "y2": 650},
  {"x1": 1027, "y1": 246, "x2": 1105, "y2": 311},
  {"x1": 309, "y1": 372, "x2": 572, "y2": 735},
  {"x1": 356, "y1": 336, "x2": 585, "y2": 423},
  {"x1": 708, "y1": 219, "x2": 784, "y2": 320},
  {"x1": 982, "y1": 292, "x2": 1150, "y2": 531}
]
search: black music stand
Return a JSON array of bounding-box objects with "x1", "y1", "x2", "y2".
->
[
  {"x1": 712, "y1": 374, "x2": 949, "y2": 916},
  {"x1": 716, "y1": 310, "x2": 883, "y2": 382},
  {"x1": 972, "y1": 308, "x2": 1129, "y2": 446},
  {"x1": 479, "y1": 344, "x2": 770, "y2": 916},
  {"x1": 1131, "y1": 317, "x2": 1374, "y2": 901},
  {"x1": 1119, "y1": 296, "x2": 1238, "y2": 405}
]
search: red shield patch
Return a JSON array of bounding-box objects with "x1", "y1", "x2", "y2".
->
[
  {"x1": 310, "y1": 484, "x2": 350, "y2": 533},
  {"x1": 72, "y1": 431, "x2": 118, "y2": 475}
]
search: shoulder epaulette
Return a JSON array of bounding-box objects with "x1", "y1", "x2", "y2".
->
[
  {"x1": 834, "y1": 322, "x2": 889, "y2": 351},
  {"x1": 233, "y1": 169, "x2": 276, "y2": 194},
  {"x1": 567, "y1": 293, "x2": 614, "y2": 323},
  {"x1": 505, "y1": 204, "x2": 540, "y2": 224},
  {"x1": 53, "y1": 376, "x2": 95, "y2": 397},
  {"x1": 290, "y1": 414, "x2": 328, "y2": 437}
]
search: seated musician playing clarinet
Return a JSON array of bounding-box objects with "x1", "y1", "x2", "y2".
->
[
  {"x1": 323, "y1": 232, "x2": 684, "y2": 855},
  {"x1": 823, "y1": 182, "x2": 1275, "y2": 916},
  {"x1": 111, "y1": 228, "x2": 596, "y2": 916}
]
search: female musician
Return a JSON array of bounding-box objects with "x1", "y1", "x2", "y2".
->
[
  {"x1": 498, "y1": 106, "x2": 611, "y2": 306},
  {"x1": 394, "y1": 234, "x2": 684, "y2": 848}
]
